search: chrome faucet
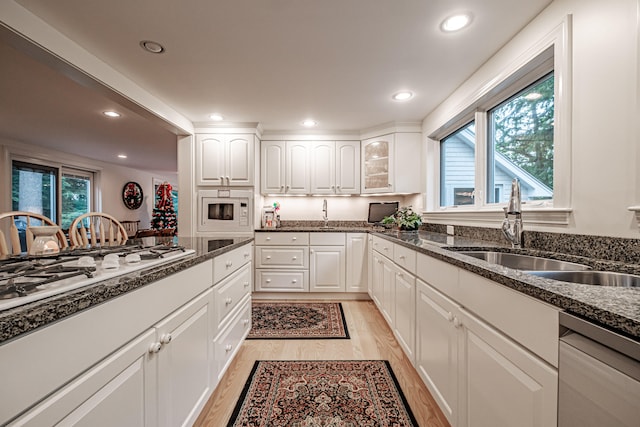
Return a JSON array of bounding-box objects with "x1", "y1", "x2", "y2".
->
[
  {"x1": 322, "y1": 199, "x2": 329, "y2": 228},
  {"x1": 501, "y1": 178, "x2": 523, "y2": 248}
]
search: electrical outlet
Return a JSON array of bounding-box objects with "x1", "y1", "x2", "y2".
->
[{"x1": 447, "y1": 225, "x2": 455, "y2": 235}]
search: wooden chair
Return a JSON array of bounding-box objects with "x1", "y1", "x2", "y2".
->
[
  {"x1": 120, "y1": 220, "x2": 140, "y2": 238},
  {"x1": 69, "y1": 212, "x2": 128, "y2": 247},
  {"x1": 0, "y1": 211, "x2": 69, "y2": 255}
]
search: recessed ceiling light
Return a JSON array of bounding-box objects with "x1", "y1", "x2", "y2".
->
[
  {"x1": 117, "y1": 154, "x2": 127, "y2": 159},
  {"x1": 524, "y1": 92, "x2": 543, "y2": 101},
  {"x1": 103, "y1": 111, "x2": 121, "y2": 118},
  {"x1": 140, "y1": 40, "x2": 165, "y2": 54},
  {"x1": 441, "y1": 13, "x2": 472, "y2": 32},
  {"x1": 392, "y1": 91, "x2": 413, "y2": 101},
  {"x1": 209, "y1": 113, "x2": 224, "y2": 121},
  {"x1": 302, "y1": 119, "x2": 317, "y2": 127}
]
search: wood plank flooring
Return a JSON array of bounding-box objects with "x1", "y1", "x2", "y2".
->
[{"x1": 194, "y1": 300, "x2": 450, "y2": 427}]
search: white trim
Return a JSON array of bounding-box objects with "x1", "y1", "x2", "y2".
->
[{"x1": 423, "y1": 208, "x2": 572, "y2": 227}]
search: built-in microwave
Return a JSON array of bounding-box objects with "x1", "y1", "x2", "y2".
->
[{"x1": 197, "y1": 189, "x2": 253, "y2": 233}]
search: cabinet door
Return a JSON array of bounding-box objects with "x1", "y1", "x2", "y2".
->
[
  {"x1": 336, "y1": 141, "x2": 360, "y2": 194},
  {"x1": 362, "y1": 134, "x2": 394, "y2": 193},
  {"x1": 310, "y1": 141, "x2": 336, "y2": 194},
  {"x1": 309, "y1": 246, "x2": 345, "y2": 292},
  {"x1": 11, "y1": 329, "x2": 157, "y2": 427},
  {"x1": 227, "y1": 135, "x2": 254, "y2": 185},
  {"x1": 346, "y1": 233, "x2": 367, "y2": 292},
  {"x1": 371, "y1": 253, "x2": 383, "y2": 307},
  {"x1": 367, "y1": 235, "x2": 374, "y2": 296},
  {"x1": 380, "y1": 258, "x2": 395, "y2": 325},
  {"x1": 286, "y1": 141, "x2": 310, "y2": 194},
  {"x1": 394, "y1": 269, "x2": 416, "y2": 361},
  {"x1": 415, "y1": 279, "x2": 459, "y2": 427},
  {"x1": 458, "y1": 307, "x2": 558, "y2": 427},
  {"x1": 261, "y1": 141, "x2": 286, "y2": 194},
  {"x1": 155, "y1": 290, "x2": 212, "y2": 427},
  {"x1": 198, "y1": 135, "x2": 226, "y2": 185}
]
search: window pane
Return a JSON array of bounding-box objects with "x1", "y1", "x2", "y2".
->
[
  {"x1": 487, "y1": 73, "x2": 554, "y2": 203},
  {"x1": 62, "y1": 171, "x2": 92, "y2": 229},
  {"x1": 12, "y1": 161, "x2": 57, "y2": 221},
  {"x1": 440, "y1": 122, "x2": 476, "y2": 207}
]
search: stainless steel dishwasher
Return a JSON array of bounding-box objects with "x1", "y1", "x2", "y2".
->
[{"x1": 558, "y1": 312, "x2": 640, "y2": 427}]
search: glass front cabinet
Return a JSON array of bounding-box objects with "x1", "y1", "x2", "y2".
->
[{"x1": 362, "y1": 135, "x2": 394, "y2": 193}]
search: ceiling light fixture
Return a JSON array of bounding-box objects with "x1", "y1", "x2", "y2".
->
[
  {"x1": 209, "y1": 113, "x2": 224, "y2": 121},
  {"x1": 302, "y1": 119, "x2": 317, "y2": 127},
  {"x1": 140, "y1": 40, "x2": 165, "y2": 54},
  {"x1": 441, "y1": 13, "x2": 472, "y2": 32},
  {"x1": 117, "y1": 154, "x2": 127, "y2": 159},
  {"x1": 392, "y1": 91, "x2": 414, "y2": 101},
  {"x1": 103, "y1": 111, "x2": 121, "y2": 118}
]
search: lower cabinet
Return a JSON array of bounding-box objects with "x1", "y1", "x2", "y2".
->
[
  {"x1": 310, "y1": 245, "x2": 345, "y2": 292},
  {"x1": 213, "y1": 297, "x2": 251, "y2": 383},
  {"x1": 346, "y1": 233, "x2": 368, "y2": 292},
  {"x1": 393, "y1": 268, "x2": 415, "y2": 362},
  {"x1": 11, "y1": 289, "x2": 213, "y2": 427}
]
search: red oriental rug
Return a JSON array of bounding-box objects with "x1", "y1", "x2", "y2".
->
[
  {"x1": 228, "y1": 360, "x2": 418, "y2": 426},
  {"x1": 247, "y1": 302, "x2": 350, "y2": 339}
]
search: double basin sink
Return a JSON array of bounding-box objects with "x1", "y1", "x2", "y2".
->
[{"x1": 456, "y1": 250, "x2": 640, "y2": 288}]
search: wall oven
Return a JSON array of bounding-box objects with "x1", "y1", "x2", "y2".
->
[{"x1": 197, "y1": 189, "x2": 253, "y2": 234}]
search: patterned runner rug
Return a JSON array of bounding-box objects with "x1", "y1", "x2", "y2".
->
[
  {"x1": 228, "y1": 360, "x2": 418, "y2": 426},
  {"x1": 247, "y1": 301, "x2": 350, "y2": 339}
]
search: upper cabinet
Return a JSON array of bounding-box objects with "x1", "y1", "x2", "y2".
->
[
  {"x1": 261, "y1": 141, "x2": 310, "y2": 194},
  {"x1": 310, "y1": 141, "x2": 360, "y2": 195},
  {"x1": 197, "y1": 134, "x2": 255, "y2": 186},
  {"x1": 361, "y1": 133, "x2": 421, "y2": 194}
]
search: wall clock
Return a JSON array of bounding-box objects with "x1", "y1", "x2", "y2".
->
[{"x1": 122, "y1": 181, "x2": 144, "y2": 210}]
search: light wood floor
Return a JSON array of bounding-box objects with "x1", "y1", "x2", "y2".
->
[{"x1": 194, "y1": 300, "x2": 450, "y2": 427}]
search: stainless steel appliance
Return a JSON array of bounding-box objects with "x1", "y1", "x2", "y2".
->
[
  {"x1": 558, "y1": 312, "x2": 640, "y2": 427},
  {"x1": 197, "y1": 189, "x2": 253, "y2": 233},
  {"x1": 0, "y1": 243, "x2": 195, "y2": 311}
]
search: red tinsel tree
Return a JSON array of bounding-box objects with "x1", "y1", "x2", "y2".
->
[{"x1": 151, "y1": 182, "x2": 177, "y2": 231}]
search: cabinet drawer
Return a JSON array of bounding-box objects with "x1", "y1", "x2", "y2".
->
[
  {"x1": 372, "y1": 235, "x2": 394, "y2": 259},
  {"x1": 213, "y1": 243, "x2": 252, "y2": 283},
  {"x1": 417, "y1": 252, "x2": 460, "y2": 300},
  {"x1": 309, "y1": 232, "x2": 345, "y2": 245},
  {"x1": 255, "y1": 246, "x2": 308, "y2": 268},
  {"x1": 254, "y1": 232, "x2": 309, "y2": 245},
  {"x1": 214, "y1": 298, "x2": 251, "y2": 380},
  {"x1": 394, "y1": 244, "x2": 417, "y2": 274},
  {"x1": 213, "y1": 263, "x2": 252, "y2": 332},
  {"x1": 255, "y1": 269, "x2": 309, "y2": 292}
]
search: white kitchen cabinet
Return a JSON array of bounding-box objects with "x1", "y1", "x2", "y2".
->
[
  {"x1": 367, "y1": 235, "x2": 374, "y2": 296},
  {"x1": 310, "y1": 141, "x2": 360, "y2": 194},
  {"x1": 380, "y1": 257, "x2": 395, "y2": 326},
  {"x1": 361, "y1": 132, "x2": 421, "y2": 194},
  {"x1": 346, "y1": 233, "x2": 368, "y2": 292},
  {"x1": 370, "y1": 252, "x2": 384, "y2": 307},
  {"x1": 310, "y1": 246, "x2": 345, "y2": 292},
  {"x1": 213, "y1": 297, "x2": 251, "y2": 383},
  {"x1": 260, "y1": 141, "x2": 311, "y2": 194},
  {"x1": 197, "y1": 134, "x2": 254, "y2": 186},
  {"x1": 12, "y1": 289, "x2": 213, "y2": 427},
  {"x1": 416, "y1": 278, "x2": 460, "y2": 427},
  {"x1": 393, "y1": 268, "x2": 415, "y2": 362},
  {"x1": 458, "y1": 307, "x2": 558, "y2": 427}
]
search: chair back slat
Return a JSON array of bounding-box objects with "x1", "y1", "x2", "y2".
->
[
  {"x1": 10, "y1": 222, "x2": 21, "y2": 255},
  {"x1": 69, "y1": 213, "x2": 128, "y2": 247}
]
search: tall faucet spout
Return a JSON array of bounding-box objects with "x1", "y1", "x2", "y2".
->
[
  {"x1": 502, "y1": 178, "x2": 523, "y2": 248},
  {"x1": 322, "y1": 199, "x2": 329, "y2": 228}
]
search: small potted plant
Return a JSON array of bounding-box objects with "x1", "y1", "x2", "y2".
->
[{"x1": 382, "y1": 206, "x2": 422, "y2": 232}]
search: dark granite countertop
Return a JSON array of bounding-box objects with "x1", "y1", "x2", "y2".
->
[
  {"x1": 373, "y1": 230, "x2": 640, "y2": 340},
  {"x1": 0, "y1": 236, "x2": 254, "y2": 344}
]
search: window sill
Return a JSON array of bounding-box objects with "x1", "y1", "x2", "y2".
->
[{"x1": 423, "y1": 208, "x2": 572, "y2": 227}]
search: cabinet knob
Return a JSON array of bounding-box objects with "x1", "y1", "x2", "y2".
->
[
  {"x1": 244, "y1": 281, "x2": 250, "y2": 288},
  {"x1": 243, "y1": 319, "x2": 250, "y2": 326},
  {"x1": 226, "y1": 261, "x2": 233, "y2": 268},
  {"x1": 266, "y1": 256, "x2": 272, "y2": 260},
  {"x1": 447, "y1": 312, "x2": 454, "y2": 322},
  {"x1": 292, "y1": 237, "x2": 297, "y2": 241},
  {"x1": 160, "y1": 333, "x2": 172, "y2": 345},
  {"x1": 398, "y1": 273, "x2": 404, "y2": 278},
  {"x1": 266, "y1": 279, "x2": 271, "y2": 283},
  {"x1": 453, "y1": 317, "x2": 462, "y2": 329},
  {"x1": 266, "y1": 237, "x2": 271, "y2": 241},
  {"x1": 388, "y1": 184, "x2": 392, "y2": 187},
  {"x1": 148, "y1": 342, "x2": 162, "y2": 354},
  {"x1": 310, "y1": 249, "x2": 314, "y2": 254},
  {"x1": 399, "y1": 255, "x2": 405, "y2": 260},
  {"x1": 280, "y1": 185, "x2": 284, "y2": 190},
  {"x1": 220, "y1": 176, "x2": 224, "y2": 183},
  {"x1": 225, "y1": 344, "x2": 233, "y2": 352},
  {"x1": 292, "y1": 256, "x2": 297, "y2": 260},
  {"x1": 244, "y1": 252, "x2": 250, "y2": 258},
  {"x1": 292, "y1": 279, "x2": 297, "y2": 284},
  {"x1": 225, "y1": 297, "x2": 233, "y2": 305}
]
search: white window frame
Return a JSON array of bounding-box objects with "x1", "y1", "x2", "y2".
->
[{"x1": 425, "y1": 15, "x2": 572, "y2": 227}]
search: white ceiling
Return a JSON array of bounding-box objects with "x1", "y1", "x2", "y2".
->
[{"x1": 1, "y1": 0, "x2": 552, "y2": 172}]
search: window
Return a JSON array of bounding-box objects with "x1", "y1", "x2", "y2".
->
[
  {"x1": 12, "y1": 160, "x2": 94, "y2": 229},
  {"x1": 440, "y1": 122, "x2": 476, "y2": 207},
  {"x1": 487, "y1": 73, "x2": 554, "y2": 204}
]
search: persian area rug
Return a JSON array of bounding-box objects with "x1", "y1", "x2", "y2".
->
[
  {"x1": 228, "y1": 360, "x2": 418, "y2": 427},
  {"x1": 247, "y1": 301, "x2": 350, "y2": 339}
]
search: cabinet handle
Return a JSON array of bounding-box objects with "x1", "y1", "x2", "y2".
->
[
  {"x1": 220, "y1": 176, "x2": 224, "y2": 183},
  {"x1": 292, "y1": 279, "x2": 297, "y2": 284},
  {"x1": 225, "y1": 344, "x2": 233, "y2": 352},
  {"x1": 225, "y1": 297, "x2": 233, "y2": 305},
  {"x1": 266, "y1": 237, "x2": 271, "y2": 241},
  {"x1": 447, "y1": 312, "x2": 454, "y2": 322},
  {"x1": 266, "y1": 256, "x2": 272, "y2": 260},
  {"x1": 388, "y1": 184, "x2": 392, "y2": 187},
  {"x1": 310, "y1": 249, "x2": 314, "y2": 254},
  {"x1": 280, "y1": 185, "x2": 284, "y2": 191},
  {"x1": 266, "y1": 279, "x2": 272, "y2": 283},
  {"x1": 399, "y1": 255, "x2": 405, "y2": 260},
  {"x1": 292, "y1": 237, "x2": 297, "y2": 241},
  {"x1": 225, "y1": 176, "x2": 230, "y2": 184},
  {"x1": 453, "y1": 317, "x2": 462, "y2": 329},
  {"x1": 398, "y1": 272, "x2": 404, "y2": 278},
  {"x1": 292, "y1": 256, "x2": 297, "y2": 260},
  {"x1": 243, "y1": 281, "x2": 250, "y2": 288},
  {"x1": 244, "y1": 252, "x2": 250, "y2": 258},
  {"x1": 243, "y1": 319, "x2": 250, "y2": 326},
  {"x1": 148, "y1": 342, "x2": 162, "y2": 354},
  {"x1": 226, "y1": 261, "x2": 233, "y2": 268},
  {"x1": 160, "y1": 333, "x2": 172, "y2": 345}
]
